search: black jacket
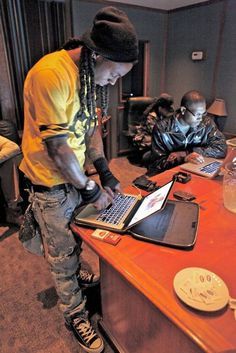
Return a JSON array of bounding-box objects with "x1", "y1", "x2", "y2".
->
[{"x1": 147, "y1": 114, "x2": 227, "y2": 176}]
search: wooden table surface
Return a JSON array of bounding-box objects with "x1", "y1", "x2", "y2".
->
[{"x1": 71, "y1": 166, "x2": 236, "y2": 353}]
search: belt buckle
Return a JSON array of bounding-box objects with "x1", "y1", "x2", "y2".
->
[{"x1": 64, "y1": 184, "x2": 70, "y2": 193}]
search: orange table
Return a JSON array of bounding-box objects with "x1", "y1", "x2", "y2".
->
[{"x1": 71, "y1": 167, "x2": 236, "y2": 353}]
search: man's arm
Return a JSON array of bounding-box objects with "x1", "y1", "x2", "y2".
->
[
  {"x1": 45, "y1": 136, "x2": 88, "y2": 188},
  {"x1": 192, "y1": 118, "x2": 227, "y2": 158},
  {"x1": 45, "y1": 135, "x2": 113, "y2": 210},
  {"x1": 85, "y1": 126, "x2": 105, "y2": 162},
  {"x1": 148, "y1": 124, "x2": 183, "y2": 174},
  {"x1": 85, "y1": 127, "x2": 121, "y2": 194}
]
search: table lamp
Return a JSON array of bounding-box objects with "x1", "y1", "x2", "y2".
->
[{"x1": 207, "y1": 98, "x2": 227, "y2": 131}]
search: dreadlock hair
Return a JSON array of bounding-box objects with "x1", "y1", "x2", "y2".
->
[
  {"x1": 142, "y1": 97, "x2": 159, "y2": 118},
  {"x1": 61, "y1": 38, "x2": 109, "y2": 132},
  {"x1": 143, "y1": 94, "x2": 174, "y2": 119},
  {"x1": 96, "y1": 85, "x2": 109, "y2": 119}
]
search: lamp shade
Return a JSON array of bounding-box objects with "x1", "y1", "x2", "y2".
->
[{"x1": 207, "y1": 98, "x2": 227, "y2": 117}]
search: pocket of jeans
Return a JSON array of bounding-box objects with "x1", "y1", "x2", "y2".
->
[
  {"x1": 43, "y1": 190, "x2": 67, "y2": 209},
  {"x1": 18, "y1": 205, "x2": 44, "y2": 256}
]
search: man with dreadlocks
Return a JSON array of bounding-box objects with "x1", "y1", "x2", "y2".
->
[{"x1": 20, "y1": 6, "x2": 138, "y2": 353}]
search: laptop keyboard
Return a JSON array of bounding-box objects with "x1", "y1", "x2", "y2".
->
[
  {"x1": 200, "y1": 161, "x2": 221, "y2": 174},
  {"x1": 96, "y1": 193, "x2": 137, "y2": 225}
]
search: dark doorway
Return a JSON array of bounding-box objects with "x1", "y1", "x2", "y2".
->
[{"x1": 120, "y1": 40, "x2": 150, "y2": 101}]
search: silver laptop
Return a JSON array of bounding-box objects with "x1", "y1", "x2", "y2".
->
[
  {"x1": 181, "y1": 149, "x2": 236, "y2": 179},
  {"x1": 74, "y1": 180, "x2": 174, "y2": 233},
  {"x1": 181, "y1": 157, "x2": 223, "y2": 178}
]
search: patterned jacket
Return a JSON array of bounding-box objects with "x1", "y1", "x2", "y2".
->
[{"x1": 147, "y1": 114, "x2": 227, "y2": 176}]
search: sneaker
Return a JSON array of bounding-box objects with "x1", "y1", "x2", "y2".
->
[
  {"x1": 69, "y1": 313, "x2": 104, "y2": 353},
  {"x1": 77, "y1": 269, "x2": 100, "y2": 288}
]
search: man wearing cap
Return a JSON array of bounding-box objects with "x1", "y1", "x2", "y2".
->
[{"x1": 20, "y1": 6, "x2": 138, "y2": 353}]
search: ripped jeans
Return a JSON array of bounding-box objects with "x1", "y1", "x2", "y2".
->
[{"x1": 29, "y1": 185, "x2": 86, "y2": 321}]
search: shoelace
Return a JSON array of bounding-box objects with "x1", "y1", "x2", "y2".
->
[
  {"x1": 74, "y1": 318, "x2": 97, "y2": 343},
  {"x1": 79, "y1": 270, "x2": 93, "y2": 282}
]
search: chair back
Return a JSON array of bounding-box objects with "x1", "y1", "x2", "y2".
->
[{"x1": 124, "y1": 96, "x2": 155, "y2": 136}]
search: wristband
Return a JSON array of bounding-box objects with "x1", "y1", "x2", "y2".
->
[
  {"x1": 79, "y1": 181, "x2": 102, "y2": 204},
  {"x1": 93, "y1": 157, "x2": 120, "y2": 190}
]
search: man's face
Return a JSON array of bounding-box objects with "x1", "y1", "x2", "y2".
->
[
  {"x1": 94, "y1": 57, "x2": 133, "y2": 87},
  {"x1": 183, "y1": 101, "x2": 207, "y2": 128}
]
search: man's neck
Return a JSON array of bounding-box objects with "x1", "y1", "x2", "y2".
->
[
  {"x1": 66, "y1": 47, "x2": 82, "y2": 65},
  {"x1": 177, "y1": 114, "x2": 190, "y2": 134}
]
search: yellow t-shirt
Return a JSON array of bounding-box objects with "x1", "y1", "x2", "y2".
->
[{"x1": 20, "y1": 49, "x2": 90, "y2": 187}]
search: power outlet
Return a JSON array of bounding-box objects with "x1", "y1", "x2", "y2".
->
[{"x1": 192, "y1": 51, "x2": 204, "y2": 61}]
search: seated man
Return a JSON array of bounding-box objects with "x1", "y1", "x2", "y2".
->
[
  {"x1": 133, "y1": 93, "x2": 174, "y2": 164},
  {"x1": 0, "y1": 134, "x2": 23, "y2": 225},
  {"x1": 147, "y1": 90, "x2": 227, "y2": 176}
]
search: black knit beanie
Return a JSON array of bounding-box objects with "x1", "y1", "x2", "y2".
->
[{"x1": 81, "y1": 6, "x2": 138, "y2": 63}]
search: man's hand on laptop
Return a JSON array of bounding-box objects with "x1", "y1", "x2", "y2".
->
[
  {"x1": 185, "y1": 152, "x2": 205, "y2": 164},
  {"x1": 104, "y1": 182, "x2": 123, "y2": 198},
  {"x1": 93, "y1": 191, "x2": 114, "y2": 210}
]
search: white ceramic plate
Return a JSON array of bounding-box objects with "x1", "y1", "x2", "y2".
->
[{"x1": 173, "y1": 267, "x2": 229, "y2": 311}]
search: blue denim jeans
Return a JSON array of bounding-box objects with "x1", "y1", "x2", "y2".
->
[{"x1": 29, "y1": 185, "x2": 86, "y2": 320}]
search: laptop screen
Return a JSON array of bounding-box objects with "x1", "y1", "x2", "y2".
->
[{"x1": 128, "y1": 180, "x2": 174, "y2": 228}]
